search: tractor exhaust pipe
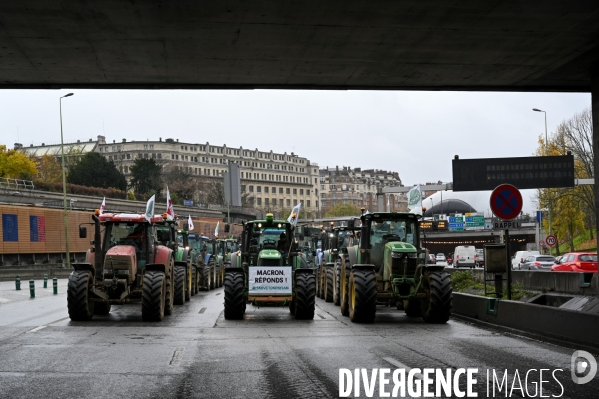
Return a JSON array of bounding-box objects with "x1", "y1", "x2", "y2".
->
[{"x1": 92, "y1": 214, "x2": 103, "y2": 279}]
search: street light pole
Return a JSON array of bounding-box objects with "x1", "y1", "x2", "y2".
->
[
  {"x1": 533, "y1": 108, "x2": 551, "y2": 253},
  {"x1": 60, "y1": 93, "x2": 74, "y2": 268}
]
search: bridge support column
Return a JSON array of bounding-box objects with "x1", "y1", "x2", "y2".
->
[{"x1": 593, "y1": 71, "x2": 599, "y2": 294}]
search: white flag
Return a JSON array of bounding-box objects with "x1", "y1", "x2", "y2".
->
[
  {"x1": 215, "y1": 221, "x2": 219, "y2": 238},
  {"x1": 165, "y1": 186, "x2": 174, "y2": 220},
  {"x1": 145, "y1": 194, "x2": 156, "y2": 222},
  {"x1": 287, "y1": 202, "x2": 302, "y2": 227},
  {"x1": 100, "y1": 197, "x2": 106, "y2": 215},
  {"x1": 188, "y1": 215, "x2": 194, "y2": 231},
  {"x1": 407, "y1": 185, "x2": 422, "y2": 215}
]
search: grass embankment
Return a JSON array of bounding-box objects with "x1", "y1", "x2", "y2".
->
[
  {"x1": 451, "y1": 270, "x2": 535, "y2": 301},
  {"x1": 554, "y1": 230, "x2": 597, "y2": 255}
]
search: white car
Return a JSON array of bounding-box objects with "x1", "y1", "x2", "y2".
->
[{"x1": 436, "y1": 253, "x2": 446, "y2": 262}]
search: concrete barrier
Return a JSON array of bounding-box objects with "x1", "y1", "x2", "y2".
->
[
  {"x1": 447, "y1": 267, "x2": 597, "y2": 295},
  {"x1": 453, "y1": 293, "x2": 599, "y2": 352},
  {"x1": 0, "y1": 267, "x2": 72, "y2": 281}
]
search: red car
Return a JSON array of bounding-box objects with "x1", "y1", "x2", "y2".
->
[{"x1": 550, "y1": 252, "x2": 598, "y2": 273}]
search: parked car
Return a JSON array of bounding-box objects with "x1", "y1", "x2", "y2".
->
[
  {"x1": 551, "y1": 253, "x2": 598, "y2": 273},
  {"x1": 436, "y1": 253, "x2": 446, "y2": 262},
  {"x1": 520, "y1": 255, "x2": 556, "y2": 271},
  {"x1": 475, "y1": 248, "x2": 485, "y2": 268},
  {"x1": 512, "y1": 250, "x2": 541, "y2": 270},
  {"x1": 454, "y1": 245, "x2": 476, "y2": 268}
]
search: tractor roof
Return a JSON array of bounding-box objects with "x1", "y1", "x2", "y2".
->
[
  {"x1": 99, "y1": 213, "x2": 164, "y2": 223},
  {"x1": 364, "y1": 212, "x2": 420, "y2": 221}
]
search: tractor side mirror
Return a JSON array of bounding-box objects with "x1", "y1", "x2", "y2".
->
[{"x1": 79, "y1": 226, "x2": 87, "y2": 238}]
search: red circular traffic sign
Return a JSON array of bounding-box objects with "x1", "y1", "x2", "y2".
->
[
  {"x1": 539, "y1": 240, "x2": 546, "y2": 247},
  {"x1": 546, "y1": 235, "x2": 557, "y2": 247},
  {"x1": 490, "y1": 184, "x2": 523, "y2": 220}
]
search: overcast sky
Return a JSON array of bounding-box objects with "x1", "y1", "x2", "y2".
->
[{"x1": 0, "y1": 89, "x2": 591, "y2": 214}]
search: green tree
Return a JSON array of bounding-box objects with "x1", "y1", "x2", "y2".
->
[
  {"x1": 0, "y1": 145, "x2": 38, "y2": 179},
  {"x1": 67, "y1": 152, "x2": 127, "y2": 190},
  {"x1": 37, "y1": 154, "x2": 62, "y2": 183},
  {"x1": 325, "y1": 202, "x2": 360, "y2": 217},
  {"x1": 129, "y1": 158, "x2": 162, "y2": 197}
]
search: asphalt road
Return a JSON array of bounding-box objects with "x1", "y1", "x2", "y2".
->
[{"x1": 0, "y1": 278, "x2": 597, "y2": 399}]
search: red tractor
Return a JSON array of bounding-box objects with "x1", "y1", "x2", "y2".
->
[{"x1": 68, "y1": 211, "x2": 175, "y2": 321}]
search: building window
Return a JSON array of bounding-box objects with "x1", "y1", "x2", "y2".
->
[
  {"x1": 306, "y1": 189, "x2": 310, "y2": 196},
  {"x1": 257, "y1": 186, "x2": 261, "y2": 193},
  {"x1": 257, "y1": 198, "x2": 262, "y2": 206},
  {"x1": 272, "y1": 198, "x2": 277, "y2": 206},
  {"x1": 272, "y1": 187, "x2": 276, "y2": 194},
  {"x1": 279, "y1": 188, "x2": 283, "y2": 194},
  {"x1": 265, "y1": 198, "x2": 269, "y2": 206},
  {"x1": 293, "y1": 189, "x2": 297, "y2": 195},
  {"x1": 264, "y1": 187, "x2": 269, "y2": 193},
  {"x1": 300, "y1": 189, "x2": 303, "y2": 195},
  {"x1": 307, "y1": 200, "x2": 311, "y2": 207},
  {"x1": 286, "y1": 199, "x2": 291, "y2": 206},
  {"x1": 286, "y1": 188, "x2": 290, "y2": 194},
  {"x1": 249, "y1": 186, "x2": 254, "y2": 192},
  {"x1": 144, "y1": 153, "x2": 149, "y2": 159}
]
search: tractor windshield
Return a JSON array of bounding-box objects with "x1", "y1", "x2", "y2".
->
[
  {"x1": 370, "y1": 219, "x2": 417, "y2": 247},
  {"x1": 226, "y1": 241, "x2": 238, "y2": 252},
  {"x1": 107, "y1": 222, "x2": 147, "y2": 251}
]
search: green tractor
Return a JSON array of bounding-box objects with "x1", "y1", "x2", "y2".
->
[
  {"x1": 339, "y1": 211, "x2": 453, "y2": 324},
  {"x1": 224, "y1": 213, "x2": 315, "y2": 320},
  {"x1": 175, "y1": 227, "x2": 200, "y2": 301},
  {"x1": 188, "y1": 234, "x2": 220, "y2": 291}
]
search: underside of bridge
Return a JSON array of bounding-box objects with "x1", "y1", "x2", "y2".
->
[{"x1": 1, "y1": 1, "x2": 598, "y2": 91}]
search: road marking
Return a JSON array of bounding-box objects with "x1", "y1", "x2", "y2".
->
[
  {"x1": 47, "y1": 317, "x2": 70, "y2": 325},
  {"x1": 317, "y1": 313, "x2": 325, "y2": 319},
  {"x1": 215, "y1": 293, "x2": 221, "y2": 296},
  {"x1": 0, "y1": 297, "x2": 11, "y2": 303},
  {"x1": 383, "y1": 357, "x2": 423, "y2": 379},
  {"x1": 169, "y1": 348, "x2": 184, "y2": 366},
  {"x1": 27, "y1": 325, "x2": 47, "y2": 333},
  {"x1": 198, "y1": 307, "x2": 207, "y2": 314}
]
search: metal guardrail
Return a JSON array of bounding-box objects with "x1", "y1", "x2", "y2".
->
[{"x1": 0, "y1": 178, "x2": 35, "y2": 191}]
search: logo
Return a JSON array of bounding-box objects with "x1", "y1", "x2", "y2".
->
[{"x1": 571, "y1": 350, "x2": 597, "y2": 384}]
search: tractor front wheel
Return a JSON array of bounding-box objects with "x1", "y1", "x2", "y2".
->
[
  {"x1": 174, "y1": 266, "x2": 186, "y2": 305},
  {"x1": 294, "y1": 273, "x2": 316, "y2": 320},
  {"x1": 421, "y1": 271, "x2": 452, "y2": 323},
  {"x1": 348, "y1": 269, "x2": 376, "y2": 323},
  {"x1": 142, "y1": 271, "x2": 165, "y2": 321},
  {"x1": 224, "y1": 271, "x2": 245, "y2": 320},
  {"x1": 67, "y1": 270, "x2": 95, "y2": 321}
]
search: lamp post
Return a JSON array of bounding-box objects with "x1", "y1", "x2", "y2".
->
[
  {"x1": 60, "y1": 93, "x2": 74, "y2": 268},
  {"x1": 533, "y1": 108, "x2": 551, "y2": 253}
]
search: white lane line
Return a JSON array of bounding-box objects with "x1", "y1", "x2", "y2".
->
[
  {"x1": 27, "y1": 325, "x2": 47, "y2": 333},
  {"x1": 383, "y1": 357, "x2": 423, "y2": 380},
  {"x1": 0, "y1": 297, "x2": 11, "y2": 303}
]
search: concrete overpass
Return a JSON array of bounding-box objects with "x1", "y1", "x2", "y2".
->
[{"x1": 1, "y1": 1, "x2": 598, "y2": 92}]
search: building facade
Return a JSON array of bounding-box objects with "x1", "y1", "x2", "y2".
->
[{"x1": 319, "y1": 166, "x2": 407, "y2": 214}]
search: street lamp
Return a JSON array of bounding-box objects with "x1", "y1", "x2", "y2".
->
[
  {"x1": 533, "y1": 107, "x2": 552, "y2": 250},
  {"x1": 60, "y1": 93, "x2": 74, "y2": 268}
]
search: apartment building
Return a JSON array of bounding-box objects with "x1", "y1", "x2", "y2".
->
[
  {"x1": 319, "y1": 166, "x2": 407, "y2": 214},
  {"x1": 23, "y1": 136, "x2": 320, "y2": 213}
]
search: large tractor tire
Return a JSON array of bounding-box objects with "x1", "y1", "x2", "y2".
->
[
  {"x1": 174, "y1": 266, "x2": 186, "y2": 305},
  {"x1": 142, "y1": 271, "x2": 165, "y2": 321},
  {"x1": 94, "y1": 301, "x2": 112, "y2": 315},
  {"x1": 185, "y1": 264, "x2": 192, "y2": 302},
  {"x1": 200, "y1": 266, "x2": 210, "y2": 291},
  {"x1": 325, "y1": 266, "x2": 334, "y2": 303},
  {"x1": 164, "y1": 262, "x2": 175, "y2": 316},
  {"x1": 348, "y1": 269, "x2": 377, "y2": 323},
  {"x1": 333, "y1": 262, "x2": 341, "y2": 306},
  {"x1": 191, "y1": 266, "x2": 198, "y2": 296},
  {"x1": 294, "y1": 273, "x2": 316, "y2": 320},
  {"x1": 218, "y1": 264, "x2": 224, "y2": 288},
  {"x1": 224, "y1": 271, "x2": 245, "y2": 320},
  {"x1": 340, "y1": 263, "x2": 351, "y2": 317},
  {"x1": 421, "y1": 271, "x2": 452, "y2": 323},
  {"x1": 67, "y1": 270, "x2": 95, "y2": 321},
  {"x1": 316, "y1": 266, "x2": 323, "y2": 299},
  {"x1": 209, "y1": 259, "x2": 216, "y2": 290}
]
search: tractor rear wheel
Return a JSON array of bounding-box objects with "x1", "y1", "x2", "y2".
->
[
  {"x1": 164, "y1": 262, "x2": 175, "y2": 315},
  {"x1": 142, "y1": 271, "x2": 165, "y2": 321},
  {"x1": 200, "y1": 266, "x2": 210, "y2": 291},
  {"x1": 348, "y1": 269, "x2": 376, "y2": 323},
  {"x1": 325, "y1": 266, "x2": 334, "y2": 302},
  {"x1": 294, "y1": 273, "x2": 316, "y2": 320},
  {"x1": 174, "y1": 266, "x2": 186, "y2": 305},
  {"x1": 94, "y1": 301, "x2": 111, "y2": 315},
  {"x1": 67, "y1": 270, "x2": 95, "y2": 321},
  {"x1": 317, "y1": 266, "x2": 324, "y2": 299},
  {"x1": 224, "y1": 271, "x2": 245, "y2": 320},
  {"x1": 218, "y1": 264, "x2": 224, "y2": 288},
  {"x1": 340, "y1": 263, "x2": 350, "y2": 317},
  {"x1": 333, "y1": 262, "x2": 341, "y2": 306},
  {"x1": 421, "y1": 271, "x2": 452, "y2": 323}
]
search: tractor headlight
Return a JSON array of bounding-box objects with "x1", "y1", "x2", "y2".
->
[{"x1": 391, "y1": 252, "x2": 403, "y2": 259}]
